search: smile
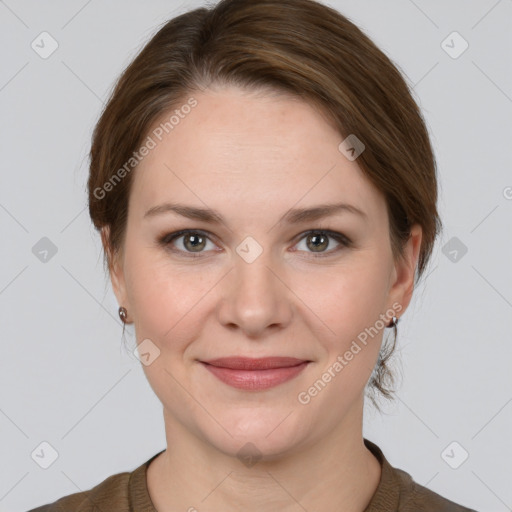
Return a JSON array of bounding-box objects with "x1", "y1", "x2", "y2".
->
[{"x1": 199, "y1": 357, "x2": 311, "y2": 390}]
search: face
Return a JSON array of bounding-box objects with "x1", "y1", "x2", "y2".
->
[{"x1": 107, "y1": 84, "x2": 421, "y2": 460}]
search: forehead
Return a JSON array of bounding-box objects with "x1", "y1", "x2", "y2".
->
[{"x1": 129, "y1": 85, "x2": 386, "y2": 225}]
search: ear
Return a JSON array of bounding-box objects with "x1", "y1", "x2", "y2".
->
[
  {"x1": 387, "y1": 223, "x2": 423, "y2": 315},
  {"x1": 101, "y1": 226, "x2": 130, "y2": 320}
]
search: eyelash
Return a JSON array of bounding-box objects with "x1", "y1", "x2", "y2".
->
[{"x1": 157, "y1": 229, "x2": 352, "y2": 259}]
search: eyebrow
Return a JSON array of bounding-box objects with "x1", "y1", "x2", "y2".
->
[{"x1": 144, "y1": 201, "x2": 367, "y2": 224}]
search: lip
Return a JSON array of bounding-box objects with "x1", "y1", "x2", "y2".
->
[
  {"x1": 202, "y1": 357, "x2": 308, "y2": 370},
  {"x1": 199, "y1": 357, "x2": 310, "y2": 390}
]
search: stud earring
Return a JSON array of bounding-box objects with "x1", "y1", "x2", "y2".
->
[
  {"x1": 386, "y1": 315, "x2": 399, "y2": 328},
  {"x1": 118, "y1": 306, "x2": 128, "y2": 323}
]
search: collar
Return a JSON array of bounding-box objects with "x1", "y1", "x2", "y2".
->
[{"x1": 129, "y1": 439, "x2": 399, "y2": 511}]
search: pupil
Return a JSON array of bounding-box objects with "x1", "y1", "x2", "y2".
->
[
  {"x1": 187, "y1": 234, "x2": 204, "y2": 251},
  {"x1": 309, "y1": 233, "x2": 327, "y2": 251}
]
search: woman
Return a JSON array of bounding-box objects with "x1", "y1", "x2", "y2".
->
[{"x1": 29, "y1": 0, "x2": 477, "y2": 510}]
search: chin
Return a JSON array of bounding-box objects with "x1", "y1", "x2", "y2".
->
[{"x1": 197, "y1": 408, "x2": 311, "y2": 462}]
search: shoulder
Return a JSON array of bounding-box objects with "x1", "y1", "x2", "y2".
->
[
  {"x1": 363, "y1": 439, "x2": 478, "y2": 512},
  {"x1": 392, "y1": 466, "x2": 478, "y2": 512},
  {"x1": 27, "y1": 470, "x2": 131, "y2": 512}
]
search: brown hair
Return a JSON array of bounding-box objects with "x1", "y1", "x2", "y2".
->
[{"x1": 88, "y1": 0, "x2": 442, "y2": 410}]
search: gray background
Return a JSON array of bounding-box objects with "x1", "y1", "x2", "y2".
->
[{"x1": 1, "y1": 0, "x2": 511, "y2": 510}]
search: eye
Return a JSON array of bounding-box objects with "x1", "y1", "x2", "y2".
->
[
  {"x1": 158, "y1": 228, "x2": 352, "y2": 259},
  {"x1": 293, "y1": 230, "x2": 351, "y2": 258},
  {"x1": 158, "y1": 229, "x2": 218, "y2": 258}
]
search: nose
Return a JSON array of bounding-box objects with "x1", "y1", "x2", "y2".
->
[{"x1": 216, "y1": 251, "x2": 293, "y2": 339}]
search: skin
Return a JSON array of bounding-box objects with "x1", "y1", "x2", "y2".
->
[{"x1": 105, "y1": 83, "x2": 422, "y2": 511}]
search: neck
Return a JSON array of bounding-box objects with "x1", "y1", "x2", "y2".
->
[{"x1": 147, "y1": 399, "x2": 381, "y2": 512}]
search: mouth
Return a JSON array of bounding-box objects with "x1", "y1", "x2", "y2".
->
[{"x1": 199, "y1": 357, "x2": 311, "y2": 390}]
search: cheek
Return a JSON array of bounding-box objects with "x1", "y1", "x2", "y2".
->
[
  {"x1": 124, "y1": 256, "x2": 207, "y2": 397},
  {"x1": 124, "y1": 243, "x2": 220, "y2": 354},
  {"x1": 306, "y1": 258, "x2": 390, "y2": 390},
  {"x1": 123, "y1": 242, "x2": 188, "y2": 338},
  {"x1": 301, "y1": 271, "x2": 387, "y2": 410},
  {"x1": 313, "y1": 260, "x2": 389, "y2": 336}
]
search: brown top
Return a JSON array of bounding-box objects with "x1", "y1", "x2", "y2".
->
[{"x1": 28, "y1": 439, "x2": 477, "y2": 511}]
